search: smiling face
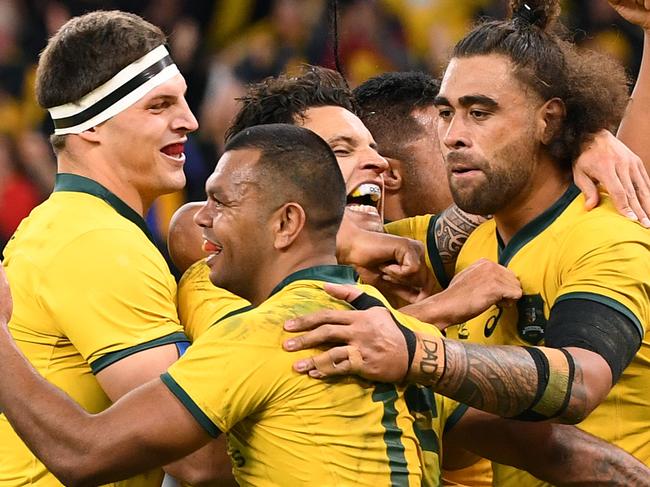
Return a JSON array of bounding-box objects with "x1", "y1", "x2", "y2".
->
[
  {"x1": 435, "y1": 55, "x2": 544, "y2": 216},
  {"x1": 299, "y1": 105, "x2": 388, "y2": 232},
  {"x1": 96, "y1": 73, "x2": 199, "y2": 203},
  {"x1": 193, "y1": 148, "x2": 272, "y2": 299}
]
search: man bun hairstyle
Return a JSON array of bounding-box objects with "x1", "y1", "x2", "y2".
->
[
  {"x1": 454, "y1": 0, "x2": 629, "y2": 167},
  {"x1": 509, "y1": 0, "x2": 560, "y2": 30}
]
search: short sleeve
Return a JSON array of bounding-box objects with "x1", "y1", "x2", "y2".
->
[
  {"x1": 162, "y1": 313, "x2": 282, "y2": 435},
  {"x1": 39, "y1": 228, "x2": 185, "y2": 372},
  {"x1": 555, "y1": 218, "x2": 650, "y2": 337},
  {"x1": 177, "y1": 261, "x2": 251, "y2": 342}
]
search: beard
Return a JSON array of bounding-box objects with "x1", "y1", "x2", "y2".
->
[{"x1": 446, "y1": 137, "x2": 537, "y2": 216}]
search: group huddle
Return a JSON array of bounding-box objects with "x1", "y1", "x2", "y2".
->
[{"x1": 1, "y1": 1, "x2": 650, "y2": 486}]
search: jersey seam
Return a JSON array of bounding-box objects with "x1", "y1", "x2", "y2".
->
[
  {"x1": 160, "y1": 372, "x2": 221, "y2": 437},
  {"x1": 90, "y1": 331, "x2": 189, "y2": 374}
]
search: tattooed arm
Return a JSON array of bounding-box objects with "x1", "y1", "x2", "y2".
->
[
  {"x1": 408, "y1": 336, "x2": 606, "y2": 423},
  {"x1": 434, "y1": 205, "x2": 486, "y2": 279},
  {"x1": 445, "y1": 407, "x2": 650, "y2": 486},
  {"x1": 283, "y1": 286, "x2": 624, "y2": 424}
]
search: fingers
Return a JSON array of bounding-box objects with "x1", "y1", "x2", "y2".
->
[
  {"x1": 283, "y1": 324, "x2": 352, "y2": 352},
  {"x1": 292, "y1": 346, "x2": 358, "y2": 378},
  {"x1": 573, "y1": 172, "x2": 600, "y2": 211},
  {"x1": 284, "y1": 308, "x2": 356, "y2": 333},
  {"x1": 322, "y1": 283, "x2": 363, "y2": 303},
  {"x1": 615, "y1": 161, "x2": 650, "y2": 226},
  {"x1": 629, "y1": 161, "x2": 650, "y2": 226}
]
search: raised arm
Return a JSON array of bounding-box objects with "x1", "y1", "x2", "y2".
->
[{"x1": 611, "y1": 0, "x2": 650, "y2": 170}]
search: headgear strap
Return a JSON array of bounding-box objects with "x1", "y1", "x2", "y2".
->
[{"x1": 48, "y1": 45, "x2": 179, "y2": 135}]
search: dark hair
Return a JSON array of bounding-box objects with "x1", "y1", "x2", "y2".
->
[
  {"x1": 353, "y1": 71, "x2": 440, "y2": 158},
  {"x1": 226, "y1": 65, "x2": 355, "y2": 142},
  {"x1": 36, "y1": 10, "x2": 166, "y2": 152},
  {"x1": 453, "y1": 0, "x2": 629, "y2": 166},
  {"x1": 224, "y1": 124, "x2": 346, "y2": 240}
]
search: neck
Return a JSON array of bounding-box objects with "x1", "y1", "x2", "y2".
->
[
  {"x1": 247, "y1": 251, "x2": 338, "y2": 306},
  {"x1": 57, "y1": 153, "x2": 151, "y2": 216},
  {"x1": 495, "y1": 162, "x2": 572, "y2": 245}
]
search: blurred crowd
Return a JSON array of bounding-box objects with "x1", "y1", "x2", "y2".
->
[{"x1": 0, "y1": 0, "x2": 645, "y2": 257}]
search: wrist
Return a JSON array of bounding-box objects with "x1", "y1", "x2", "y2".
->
[{"x1": 405, "y1": 333, "x2": 446, "y2": 386}]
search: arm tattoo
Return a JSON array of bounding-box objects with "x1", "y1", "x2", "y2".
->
[
  {"x1": 434, "y1": 206, "x2": 486, "y2": 268},
  {"x1": 409, "y1": 334, "x2": 589, "y2": 419},
  {"x1": 437, "y1": 340, "x2": 539, "y2": 417}
]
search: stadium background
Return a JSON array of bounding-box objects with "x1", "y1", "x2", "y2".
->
[{"x1": 0, "y1": 0, "x2": 645, "y2": 271}]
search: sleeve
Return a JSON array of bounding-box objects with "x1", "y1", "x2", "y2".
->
[
  {"x1": 39, "y1": 228, "x2": 187, "y2": 373},
  {"x1": 178, "y1": 261, "x2": 252, "y2": 342},
  {"x1": 440, "y1": 396, "x2": 469, "y2": 435},
  {"x1": 385, "y1": 214, "x2": 449, "y2": 289},
  {"x1": 555, "y1": 219, "x2": 650, "y2": 337},
  {"x1": 161, "y1": 314, "x2": 282, "y2": 435}
]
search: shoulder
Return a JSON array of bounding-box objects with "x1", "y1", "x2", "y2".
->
[{"x1": 385, "y1": 214, "x2": 436, "y2": 241}]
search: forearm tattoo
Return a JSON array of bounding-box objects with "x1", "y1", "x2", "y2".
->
[
  {"x1": 435, "y1": 206, "x2": 486, "y2": 265},
  {"x1": 409, "y1": 335, "x2": 587, "y2": 419}
]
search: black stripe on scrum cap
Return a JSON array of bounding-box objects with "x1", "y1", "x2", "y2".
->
[{"x1": 52, "y1": 55, "x2": 174, "y2": 130}]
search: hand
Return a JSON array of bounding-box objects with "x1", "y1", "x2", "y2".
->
[
  {"x1": 400, "y1": 258, "x2": 522, "y2": 328},
  {"x1": 338, "y1": 220, "x2": 428, "y2": 287},
  {"x1": 0, "y1": 262, "x2": 12, "y2": 326},
  {"x1": 609, "y1": 0, "x2": 650, "y2": 31},
  {"x1": 354, "y1": 266, "x2": 426, "y2": 306},
  {"x1": 573, "y1": 129, "x2": 650, "y2": 227},
  {"x1": 283, "y1": 283, "x2": 409, "y2": 382}
]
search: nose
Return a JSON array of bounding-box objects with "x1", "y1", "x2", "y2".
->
[
  {"x1": 193, "y1": 200, "x2": 213, "y2": 228},
  {"x1": 441, "y1": 116, "x2": 471, "y2": 151},
  {"x1": 174, "y1": 96, "x2": 199, "y2": 133},
  {"x1": 360, "y1": 149, "x2": 389, "y2": 175}
]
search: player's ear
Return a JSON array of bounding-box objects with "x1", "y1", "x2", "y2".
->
[
  {"x1": 538, "y1": 98, "x2": 566, "y2": 145},
  {"x1": 383, "y1": 157, "x2": 403, "y2": 193},
  {"x1": 76, "y1": 126, "x2": 101, "y2": 144},
  {"x1": 272, "y1": 202, "x2": 306, "y2": 250}
]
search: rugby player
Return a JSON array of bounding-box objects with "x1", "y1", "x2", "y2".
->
[
  {"x1": 0, "y1": 124, "x2": 649, "y2": 487},
  {"x1": 283, "y1": 1, "x2": 650, "y2": 484},
  {"x1": 0, "y1": 10, "x2": 229, "y2": 486}
]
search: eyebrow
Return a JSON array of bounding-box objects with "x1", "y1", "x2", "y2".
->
[
  {"x1": 327, "y1": 135, "x2": 379, "y2": 151},
  {"x1": 327, "y1": 135, "x2": 357, "y2": 146},
  {"x1": 434, "y1": 95, "x2": 499, "y2": 110}
]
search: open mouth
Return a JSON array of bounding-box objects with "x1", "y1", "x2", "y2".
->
[
  {"x1": 202, "y1": 239, "x2": 223, "y2": 256},
  {"x1": 161, "y1": 142, "x2": 186, "y2": 161},
  {"x1": 346, "y1": 183, "x2": 381, "y2": 214}
]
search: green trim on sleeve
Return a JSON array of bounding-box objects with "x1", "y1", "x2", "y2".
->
[
  {"x1": 160, "y1": 372, "x2": 222, "y2": 438},
  {"x1": 426, "y1": 214, "x2": 451, "y2": 289},
  {"x1": 555, "y1": 292, "x2": 644, "y2": 339},
  {"x1": 443, "y1": 402, "x2": 469, "y2": 434},
  {"x1": 90, "y1": 331, "x2": 189, "y2": 374}
]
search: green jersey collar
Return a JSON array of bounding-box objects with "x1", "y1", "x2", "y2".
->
[
  {"x1": 54, "y1": 173, "x2": 156, "y2": 245},
  {"x1": 498, "y1": 184, "x2": 580, "y2": 266},
  {"x1": 269, "y1": 264, "x2": 358, "y2": 297}
]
